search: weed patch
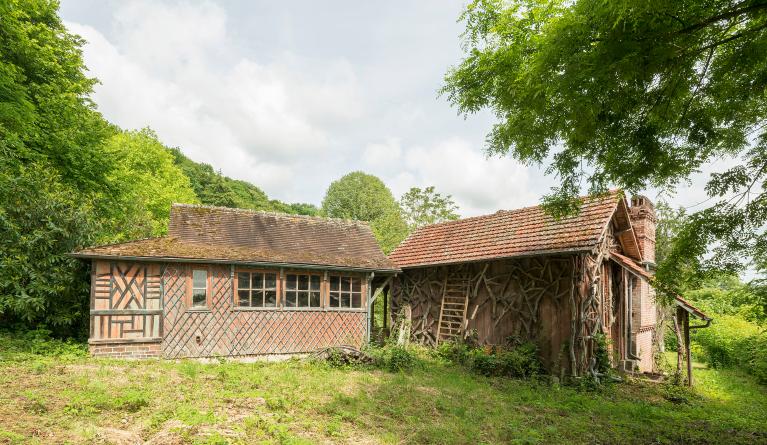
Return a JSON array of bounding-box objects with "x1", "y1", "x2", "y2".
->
[{"x1": 0, "y1": 332, "x2": 766, "y2": 444}]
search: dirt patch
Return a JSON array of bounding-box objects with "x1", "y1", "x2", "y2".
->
[
  {"x1": 143, "y1": 420, "x2": 188, "y2": 445},
  {"x1": 93, "y1": 427, "x2": 142, "y2": 445}
]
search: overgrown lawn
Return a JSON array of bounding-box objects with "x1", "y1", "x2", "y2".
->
[{"x1": 0, "y1": 334, "x2": 765, "y2": 444}]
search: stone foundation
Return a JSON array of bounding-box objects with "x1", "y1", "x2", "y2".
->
[{"x1": 89, "y1": 339, "x2": 162, "y2": 358}]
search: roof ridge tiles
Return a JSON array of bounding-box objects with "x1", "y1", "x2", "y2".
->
[{"x1": 407, "y1": 191, "x2": 619, "y2": 232}]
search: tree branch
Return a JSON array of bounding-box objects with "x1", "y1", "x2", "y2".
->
[
  {"x1": 698, "y1": 20, "x2": 767, "y2": 52},
  {"x1": 677, "y1": 46, "x2": 715, "y2": 126},
  {"x1": 675, "y1": 2, "x2": 767, "y2": 35}
]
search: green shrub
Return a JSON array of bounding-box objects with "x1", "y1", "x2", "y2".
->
[
  {"x1": 439, "y1": 340, "x2": 541, "y2": 379},
  {"x1": 435, "y1": 340, "x2": 471, "y2": 365},
  {"x1": 664, "y1": 325, "x2": 679, "y2": 352},
  {"x1": 592, "y1": 332, "x2": 611, "y2": 374},
  {"x1": 365, "y1": 344, "x2": 421, "y2": 372},
  {"x1": 691, "y1": 314, "x2": 767, "y2": 383},
  {"x1": 0, "y1": 329, "x2": 87, "y2": 361},
  {"x1": 382, "y1": 345, "x2": 418, "y2": 372}
]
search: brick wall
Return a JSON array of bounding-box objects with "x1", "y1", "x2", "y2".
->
[
  {"x1": 89, "y1": 340, "x2": 161, "y2": 359},
  {"x1": 629, "y1": 196, "x2": 658, "y2": 373},
  {"x1": 635, "y1": 329, "x2": 654, "y2": 372}
]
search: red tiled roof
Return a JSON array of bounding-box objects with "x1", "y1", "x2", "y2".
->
[
  {"x1": 73, "y1": 205, "x2": 398, "y2": 272},
  {"x1": 389, "y1": 192, "x2": 621, "y2": 268}
]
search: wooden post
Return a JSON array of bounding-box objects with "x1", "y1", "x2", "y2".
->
[
  {"x1": 684, "y1": 310, "x2": 693, "y2": 387},
  {"x1": 674, "y1": 306, "x2": 684, "y2": 380},
  {"x1": 397, "y1": 304, "x2": 412, "y2": 345},
  {"x1": 383, "y1": 287, "x2": 388, "y2": 332}
]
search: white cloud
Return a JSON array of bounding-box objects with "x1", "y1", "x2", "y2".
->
[
  {"x1": 363, "y1": 138, "x2": 402, "y2": 169},
  {"x1": 63, "y1": 1, "x2": 715, "y2": 217},
  {"x1": 112, "y1": 1, "x2": 229, "y2": 78},
  {"x1": 363, "y1": 137, "x2": 547, "y2": 217},
  {"x1": 65, "y1": 1, "x2": 364, "y2": 197}
]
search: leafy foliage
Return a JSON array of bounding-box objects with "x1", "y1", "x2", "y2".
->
[
  {"x1": 366, "y1": 344, "x2": 421, "y2": 372},
  {"x1": 437, "y1": 340, "x2": 542, "y2": 379},
  {"x1": 444, "y1": 0, "x2": 767, "y2": 291},
  {"x1": 400, "y1": 186, "x2": 460, "y2": 231},
  {"x1": 686, "y1": 277, "x2": 766, "y2": 324},
  {"x1": 654, "y1": 202, "x2": 688, "y2": 268},
  {"x1": 0, "y1": 0, "x2": 115, "y2": 195},
  {"x1": 168, "y1": 147, "x2": 319, "y2": 215},
  {"x1": 0, "y1": 1, "x2": 112, "y2": 335},
  {"x1": 103, "y1": 129, "x2": 199, "y2": 241},
  {"x1": 0, "y1": 328, "x2": 87, "y2": 361},
  {"x1": 321, "y1": 171, "x2": 408, "y2": 253},
  {"x1": 691, "y1": 314, "x2": 767, "y2": 384},
  {"x1": 0, "y1": 163, "x2": 98, "y2": 334}
]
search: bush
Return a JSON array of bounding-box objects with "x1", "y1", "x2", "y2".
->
[
  {"x1": 438, "y1": 340, "x2": 541, "y2": 379},
  {"x1": 386, "y1": 345, "x2": 418, "y2": 372},
  {"x1": 691, "y1": 314, "x2": 767, "y2": 384},
  {"x1": 366, "y1": 344, "x2": 421, "y2": 372},
  {"x1": 592, "y1": 332, "x2": 611, "y2": 374},
  {"x1": 664, "y1": 325, "x2": 679, "y2": 352},
  {"x1": 0, "y1": 329, "x2": 87, "y2": 361},
  {"x1": 435, "y1": 340, "x2": 472, "y2": 365}
]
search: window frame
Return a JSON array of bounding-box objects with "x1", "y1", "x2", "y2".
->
[
  {"x1": 234, "y1": 268, "x2": 279, "y2": 310},
  {"x1": 189, "y1": 267, "x2": 210, "y2": 310},
  {"x1": 327, "y1": 274, "x2": 365, "y2": 311},
  {"x1": 282, "y1": 271, "x2": 324, "y2": 310}
]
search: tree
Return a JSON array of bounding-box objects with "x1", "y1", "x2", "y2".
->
[
  {"x1": 321, "y1": 172, "x2": 408, "y2": 253},
  {"x1": 0, "y1": 0, "x2": 113, "y2": 335},
  {"x1": 0, "y1": 0, "x2": 115, "y2": 194},
  {"x1": 0, "y1": 163, "x2": 98, "y2": 336},
  {"x1": 443, "y1": 0, "x2": 767, "y2": 296},
  {"x1": 168, "y1": 147, "x2": 318, "y2": 215},
  {"x1": 400, "y1": 186, "x2": 460, "y2": 230},
  {"x1": 103, "y1": 129, "x2": 199, "y2": 240},
  {"x1": 654, "y1": 202, "x2": 688, "y2": 269}
]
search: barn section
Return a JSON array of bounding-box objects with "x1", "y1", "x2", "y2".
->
[
  {"x1": 72, "y1": 204, "x2": 399, "y2": 359},
  {"x1": 388, "y1": 192, "x2": 660, "y2": 375}
]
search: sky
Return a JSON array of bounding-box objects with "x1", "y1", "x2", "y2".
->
[{"x1": 59, "y1": 0, "x2": 716, "y2": 217}]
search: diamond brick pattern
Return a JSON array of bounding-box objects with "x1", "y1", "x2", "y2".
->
[{"x1": 161, "y1": 263, "x2": 365, "y2": 358}]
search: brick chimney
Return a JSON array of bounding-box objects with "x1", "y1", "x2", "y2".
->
[{"x1": 629, "y1": 195, "x2": 656, "y2": 265}]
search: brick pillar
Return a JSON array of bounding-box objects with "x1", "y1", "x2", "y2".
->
[
  {"x1": 629, "y1": 196, "x2": 656, "y2": 264},
  {"x1": 629, "y1": 195, "x2": 657, "y2": 372}
]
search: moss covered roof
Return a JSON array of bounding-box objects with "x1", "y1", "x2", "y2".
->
[{"x1": 73, "y1": 204, "x2": 398, "y2": 272}]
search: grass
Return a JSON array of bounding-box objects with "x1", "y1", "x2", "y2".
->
[{"x1": 0, "y1": 334, "x2": 766, "y2": 444}]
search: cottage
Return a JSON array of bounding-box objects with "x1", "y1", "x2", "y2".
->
[
  {"x1": 388, "y1": 192, "x2": 679, "y2": 375},
  {"x1": 72, "y1": 204, "x2": 399, "y2": 359}
]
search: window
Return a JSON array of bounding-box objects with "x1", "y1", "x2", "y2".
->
[
  {"x1": 237, "y1": 271, "x2": 277, "y2": 307},
  {"x1": 329, "y1": 276, "x2": 363, "y2": 309},
  {"x1": 192, "y1": 269, "x2": 208, "y2": 307},
  {"x1": 284, "y1": 273, "x2": 321, "y2": 308}
]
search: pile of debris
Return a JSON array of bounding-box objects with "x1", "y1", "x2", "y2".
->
[{"x1": 310, "y1": 345, "x2": 375, "y2": 366}]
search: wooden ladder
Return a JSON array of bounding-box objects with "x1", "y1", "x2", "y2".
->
[{"x1": 436, "y1": 277, "x2": 470, "y2": 343}]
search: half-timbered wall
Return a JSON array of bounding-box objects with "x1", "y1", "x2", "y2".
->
[
  {"x1": 89, "y1": 260, "x2": 368, "y2": 358},
  {"x1": 90, "y1": 261, "x2": 163, "y2": 340}
]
